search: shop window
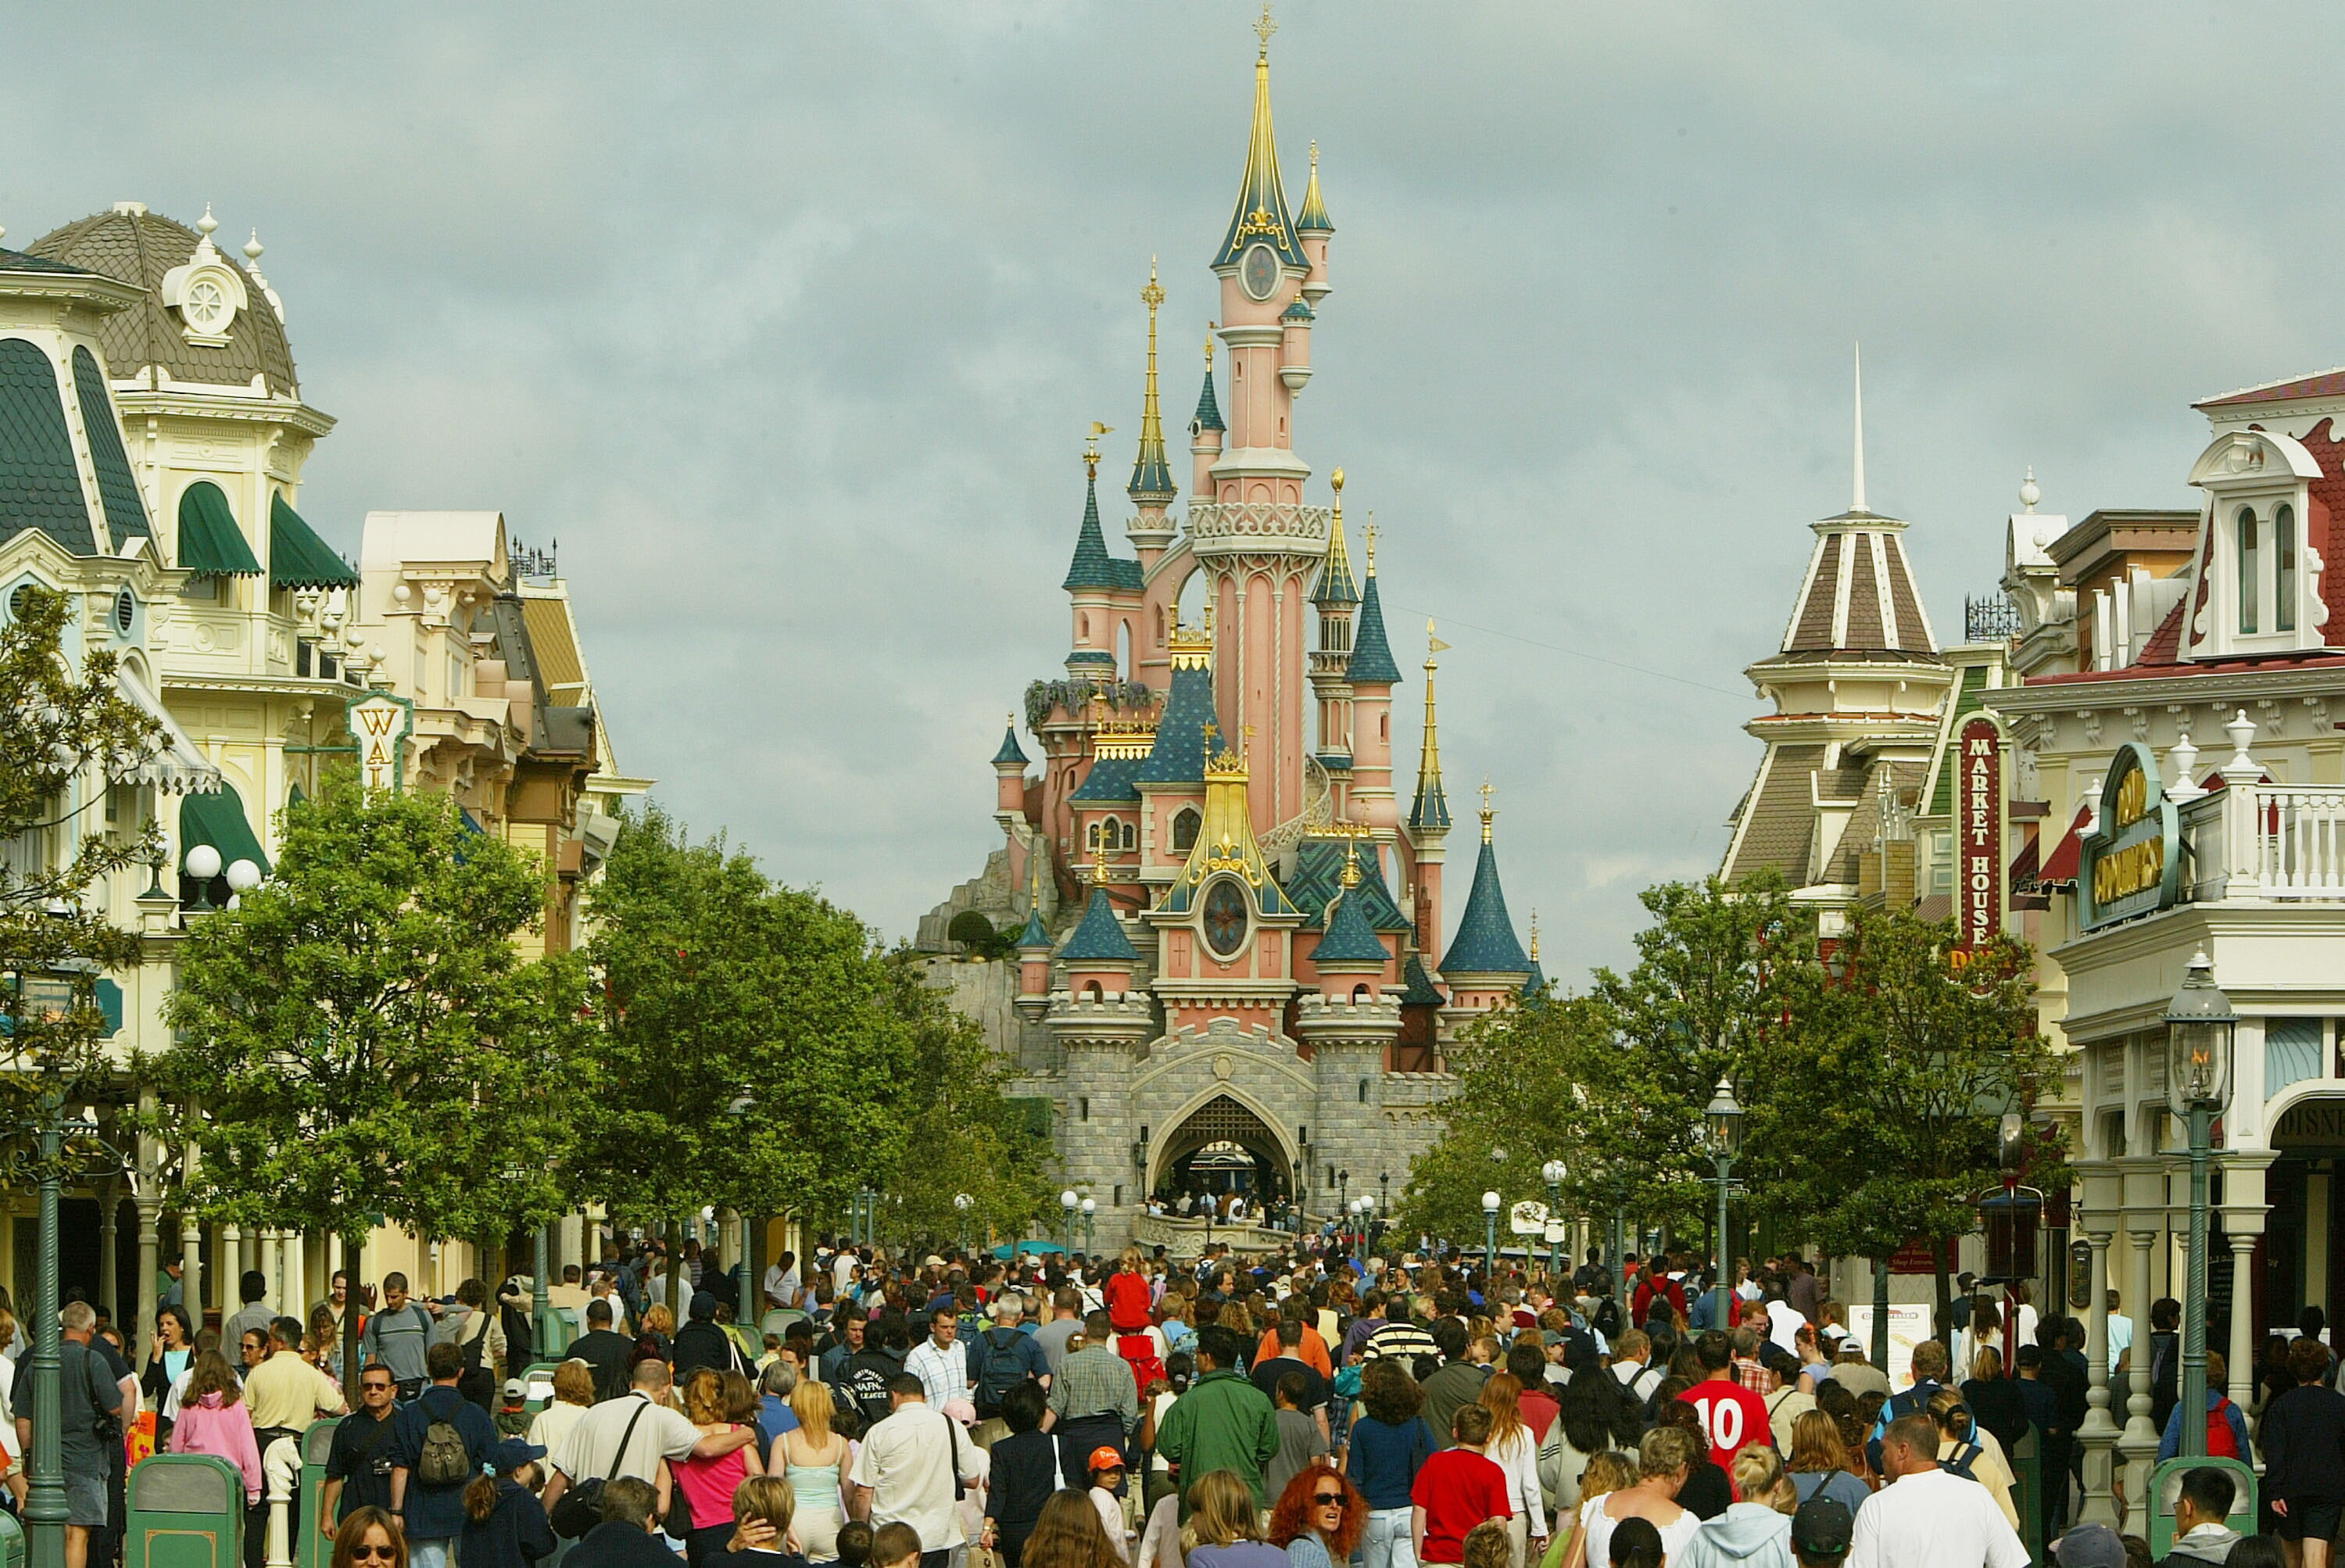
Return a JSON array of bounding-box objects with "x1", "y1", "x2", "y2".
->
[{"x1": 2266, "y1": 1016, "x2": 2323, "y2": 1095}]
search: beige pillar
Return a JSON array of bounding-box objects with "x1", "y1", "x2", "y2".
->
[
  {"x1": 2075, "y1": 1165, "x2": 2123, "y2": 1529},
  {"x1": 220, "y1": 1223, "x2": 242, "y2": 1314},
  {"x1": 260, "y1": 1228, "x2": 281, "y2": 1310},
  {"x1": 181, "y1": 1216, "x2": 203, "y2": 1326}
]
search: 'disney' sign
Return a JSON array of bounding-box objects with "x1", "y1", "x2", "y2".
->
[{"x1": 2078, "y1": 740, "x2": 2179, "y2": 929}]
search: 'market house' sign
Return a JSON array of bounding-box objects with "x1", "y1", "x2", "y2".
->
[
  {"x1": 1956, "y1": 716, "x2": 2007, "y2": 950},
  {"x1": 2078, "y1": 740, "x2": 2180, "y2": 929}
]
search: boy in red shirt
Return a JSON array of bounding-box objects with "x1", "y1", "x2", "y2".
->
[
  {"x1": 1678, "y1": 1331, "x2": 1774, "y2": 1473},
  {"x1": 1411, "y1": 1404, "x2": 1512, "y2": 1565}
]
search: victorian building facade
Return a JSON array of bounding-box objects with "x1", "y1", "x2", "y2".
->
[
  {"x1": 0, "y1": 202, "x2": 643, "y2": 1323},
  {"x1": 923, "y1": 20, "x2": 1539, "y2": 1251}
]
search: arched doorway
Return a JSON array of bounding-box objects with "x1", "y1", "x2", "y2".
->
[{"x1": 1151, "y1": 1094, "x2": 1294, "y2": 1210}]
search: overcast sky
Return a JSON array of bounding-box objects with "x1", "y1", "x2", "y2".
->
[{"x1": 6, "y1": 3, "x2": 2339, "y2": 981}]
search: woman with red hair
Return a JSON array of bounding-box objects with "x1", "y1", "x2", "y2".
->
[{"x1": 1267, "y1": 1467, "x2": 1367, "y2": 1568}]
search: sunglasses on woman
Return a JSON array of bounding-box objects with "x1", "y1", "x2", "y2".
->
[
  {"x1": 1312, "y1": 1493, "x2": 1344, "y2": 1507},
  {"x1": 350, "y1": 1548, "x2": 397, "y2": 1562}
]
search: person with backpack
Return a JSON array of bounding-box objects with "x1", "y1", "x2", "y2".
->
[
  {"x1": 438, "y1": 1280, "x2": 510, "y2": 1380},
  {"x1": 840, "y1": 1312, "x2": 915, "y2": 1433},
  {"x1": 363, "y1": 1273, "x2": 442, "y2": 1401},
  {"x1": 1924, "y1": 1391, "x2": 2018, "y2": 1534},
  {"x1": 972, "y1": 1295, "x2": 1053, "y2": 1421},
  {"x1": 2154, "y1": 1350, "x2": 2251, "y2": 1463},
  {"x1": 390, "y1": 1341, "x2": 504, "y2": 1568}
]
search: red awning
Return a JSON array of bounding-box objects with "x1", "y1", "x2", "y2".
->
[
  {"x1": 2037, "y1": 803, "x2": 2093, "y2": 886},
  {"x1": 2008, "y1": 832, "x2": 2040, "y2": 890}
]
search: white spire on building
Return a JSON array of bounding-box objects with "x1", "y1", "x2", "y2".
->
[{"x1": 1852, "y1": 341, "x2": 1867, "y2": 515}]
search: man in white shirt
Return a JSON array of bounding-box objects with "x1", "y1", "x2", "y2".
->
[
  {"x1": 1847, "y1": 1412, "x2": 2028, "y2": 1568},
  {"x1": 904, "y1": 1306, "x2": 971, "y2": 1415},
  {"x1": 1609, "y1": 1330, "x2": 1665, "y2": 1405},
  {"x1": 764, "y1": 1251, "x2": 802, "y2": 1313},
  {"x1": 538, "y1": 1360, "x2": 754, "y2": 1519},
  {"x1": 851, "y1": 1374, "x2": 981, "y2": 1566}
]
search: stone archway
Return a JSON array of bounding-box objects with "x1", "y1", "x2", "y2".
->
[{"x1": 1151, "y1": 1092, "x2": 1296, "y2": 1207}]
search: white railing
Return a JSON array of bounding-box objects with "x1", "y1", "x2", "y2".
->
[
  {"x1": 1185, "y1": 502, "x2": 1331, "y2": 556},
  {"x1": 2177, "y1": 781, "x2": 2345, "y2": 902},
  {"x1": 2253, "y1": 786, "x2": 2345, "y2": 897}
]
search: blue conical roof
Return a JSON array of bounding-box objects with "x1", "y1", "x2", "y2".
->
[
  {"x1": 1061, "y1": 884, "x2": 1140, "y2": 964},
  {"x1": 993, "y1": 725, "x2": 1030, "y2": 767},
  {"x1": 1137, "y1": 660, "x2": 1222, "y2": 785},
  {"x1": 1312, "y1": 889, "x2": 1388, "y2": 966},
  {"x1": 1193, "y1": 366, "x2": 1225, "y2": 435},
  {"x1": 1401, "y1": 955, "x2": 1446, "y2": 1007},
  {"x1": 1442, "y1": 835, "x2": 1532, "y2": 976},
  {"x1": 1347, "y1": 575, "x2": 1402, "y2": 686},
  {"x1": 1018, "y1": 905, "x2": 1051, "y2": 948},
  {"x1": 1063, "y1": 474, "x2": 1144, "y2": 592}
]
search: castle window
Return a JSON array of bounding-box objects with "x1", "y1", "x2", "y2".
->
[
  {"x1": 1087, "y1": 822, "x2": 1101, "y2": 851},
  {"x1": 1120, "y1": 820, "x2": 1137, "y2": 851},
  {"x1": 2278, "y1": 503, "x2": 2297, "y2": 633},
  {"x1": 1172, "y1": 807, "x2": 1201, "y2": 853},
  {"x1": 2239, "y1": 506, "x2": 2260, "y2": 635},
  {"x1": 1080, "y1": 1096, "x2": 1091, "y2": 1119},
  {"x1": 1380, "y1": 714, "x2": 1388, "y2": 740},
  {"x1": 1359, "y1": 1077, "x2": 1369, "y2": 1102}
]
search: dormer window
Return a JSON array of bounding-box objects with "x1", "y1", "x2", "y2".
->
[
  {"x1": 2278, "y1": 504, "x2": 2297, "y2": 632},
  {"x1": 2239, "y1": 506, "x2": 2259, "y2": 633},
  {"x1": 2186, "y1": 428, "x2": 2328, "y2": 659}
]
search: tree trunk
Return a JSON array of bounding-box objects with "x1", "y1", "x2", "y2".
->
[
  {"x1": 340, "y1": 1232, "x2": 364, "y2": 1406},
  {"x1": 1933, "y1": 1234, "x2": 1956, "y2": 1365},
  {"x1": 665, "y1": 1216, "x2": 684, "y2": 1320},
  {"x1": 1871, "y1": 1254, "x2": 1891, "y2": 1370}
]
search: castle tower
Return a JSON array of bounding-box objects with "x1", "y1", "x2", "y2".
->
[
  {"x1": 1345, "y1": 527, "x2": 1402, "y2": 836},
  {"x1": 1296, "y1": 839, "x2": 1402, "y2": 1209},
  {"x1": 1192, "y1": 8, "x2": 1333, "y2": 832},
  {"x1": 1062, "y1": 433, "x2": 1143, "y2": 681},
  {"x1": 1440, "y1": 782, "x2": 1534, "y2": 1020},
  {"x1": 1405, "y1": 621, "x2": 1454, "y2": 960},
  {"x1": 1127, "y1": 262, "x2": 1180, "y2": 564},
  {"x1": 1189, "y1": 330, "x2": 1225, "y2": 500},
  {"x1": 1309, "y1": 469, "x2": 1360, "y2": 782}
]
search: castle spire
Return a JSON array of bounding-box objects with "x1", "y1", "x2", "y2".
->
[
  {"x1": 1128, "y1": 259, "x2": 1177, "y2": 505},
  {"x1": 1296, "y1": 139, "x2": 1334, "y2": 234},
  {"x1": 1191, "y1": 324, "x2": 1225, "y2": 434},
  {"x1": 1214, "y1": 2, "x2": 1306, "y2": 272},
  {"x1": 1441, "y1": 781, "x2": 1532, "y2": 979},
  {"x1": 1409, "y1": 620, "x2": 1452, "y2": 830},
  {"x1": 1310, "y1": 467, "x2": 1359, "y2": 605},
  {"x1": 1346, "y1": 520, "x2": 1401, "y2": 686},
  {"x1": 1851, "y1": 341, "x2": 1867, "y2": 515}
]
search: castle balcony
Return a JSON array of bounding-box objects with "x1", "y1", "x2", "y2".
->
[{"x1": 1186, "y1": 501, "x2": 1330, "y2": 560}]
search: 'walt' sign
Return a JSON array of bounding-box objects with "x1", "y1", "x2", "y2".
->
[
  {"x1": 347, "y1": 692, "x2": 414, "y2": 795},
  {"x1": 2079, "y1": 741, "x2": 2179, "y2": 929},
  {"x1": 1956, "y1": 715, "x2": 2006, "y2": 950}
]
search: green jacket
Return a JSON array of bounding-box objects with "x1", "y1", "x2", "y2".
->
[{"x1": 1152, "y1": 1367, "x2": 1281, "y2": 1507}]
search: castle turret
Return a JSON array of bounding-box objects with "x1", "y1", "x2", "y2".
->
[
  {"x1": 993, "y1": 715, "x2": 1030, "y2": 822},
  {"x1": 1189, "y1": 330, "x2": 1225, "y2": 499},
  {"x1": 1126, "y1": 261, "x2": 1179, "y2": 562},
  {"x1": 1441, "y1": 783, "x2": 1534, "y2": 1020},
  {"x1": 1062, "y1": 433, "x2": 1143, "y2": 679},
  {"x1": 1309, "y1": 470, "x2": 1360, "y2": 775},
  {"x1": 1015, "y1": 857, "x2": 1054, "y2": 1020},
  {"x1": 1405, "y1": 622, "x2": 1453, "y2": 959},
  {"x1": 1346, "y1": 527, "x2": 1402, "y2": 834},
  {"x1": 1295, "y1": 140, "x2": 1334, "y2": 305}
]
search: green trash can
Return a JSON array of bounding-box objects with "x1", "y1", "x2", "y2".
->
[
  {"x1": 2007, "y1": 1423, "x2": 2043, "y2": 1566},
  {"x1": 299, "y1": 1417, "x2": 344, "y2": 1568},
  {"x1": 521, "y1": 1360, "x2": 566, "y2": 1415},
  {"x1": 2147, "y1": 1455, "x2": 2258, "y2": 1559},
  {"x1": 127, "y1": 1453, "x2": 245, "y2": 1568},
  {"x1": 0, "y1": 1509, "x2": 25, "y2": 1568}
]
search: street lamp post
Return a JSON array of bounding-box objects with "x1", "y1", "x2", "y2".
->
[
  {"x1": 954, "y1": 1192, "x2": 973, "y2": 1255},
  {"x1": 728, "y1": 1094, "x2": 757, "y2": 1322},
  {"x1": 1700, "y1": 1076, "x2": 1745, "y2": 1334},
  {"x1": 1081, "y1": 1196, "x2": 1096, "y2": 1257},
  {"x1": 1060, "y1": 1189, "x2": 1079, "y2": 1255},
  {"x1": 1358, "y1": 1194, "x2": 1376, "y2": 1262},
  {"x1": 16, "y1": 958, "x2": 112, "y2": 1568},
  {"x1": 2165, "y1": 952, "x2": 2236, "y2": 1459},
  {"x1": 1541, "y1": 1160, "x2": 1568, "y2": 1283},
  {"x1": 1481, "y1": 1190, "x2": 1502, "y2": 1280},
  {"x1": 1337, "y1": 1169, "x2": 1349, "y2": 1216}
]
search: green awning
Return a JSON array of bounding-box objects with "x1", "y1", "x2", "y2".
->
[
  {"x1": 178, "y1": 782, "x2": 270, "y2": 879},
  {"x1": 176, "y1": 482, "x2": 261, "y2": 577},
  {"x1": 270, "y1": 493, "x2": 359, "y2": 590}
]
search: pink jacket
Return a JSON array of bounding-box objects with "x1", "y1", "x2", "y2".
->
[{"x1": 168, "y1": 1391, "x2": 262, "y2": 1502}]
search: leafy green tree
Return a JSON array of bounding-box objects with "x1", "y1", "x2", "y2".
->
[
  {"x1": 1584, "y1": 871, "x2": 1813, "y2": 1242},
  {"x1": 874, "y1": 952, "x2": 1053, "y2": 1251},
  {"x1": 576, "y1": 807, "x2": 914, "y2": 1316},
  {"x1": 0, "y1": 584, "x2": 163, "y2": 1106},
  {"x1": 1748, "y1": 906, "x2": 2064, "y2": 1365},
  {"x1": 1395, "y1": 993, "x2": 1616, "y2": 1251},
  {"x1": 152, "y1": 782, "x2": 590, "y2": 1396}
]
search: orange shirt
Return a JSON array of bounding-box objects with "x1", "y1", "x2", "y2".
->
[{"x1": 1255, "y1": 1322, "x2": 1333, "y2": 1378}]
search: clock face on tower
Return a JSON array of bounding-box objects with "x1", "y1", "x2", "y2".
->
[
  {"x1": 1202, "y1": 879, "x2": 1249, "y2": 959},
  {"x1": 1241, "y1": 242, "x2": 1280, "y2": 302}
]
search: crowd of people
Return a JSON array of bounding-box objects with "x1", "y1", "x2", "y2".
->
[{"x1": 22, "y1": 1231, "x2": 2345, "y2": 1568}]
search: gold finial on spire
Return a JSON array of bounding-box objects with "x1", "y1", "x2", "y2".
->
[
  {"x1": 1205, "y1": 322, "x2": 1215, "y2": 370},
  {"x1": 1092, "y1": 838, "x2": 1111, "y2": 886},
  {"x1": 1141, "y1": 256, "x2": 1165, "y2": 313},
  {"x1": 1254, "y1": 0, "x2": 1276, "y2": 58},
  {"x1": 1131, "y1": 259, "x2": 1173, "y2": 503},
  {"x1": 1084, "y1": 421, "x2": 1113, "y2": 480},
  {"x1": 1364, "y1": 517, "x2": 1377, "y2": 577},
  {"x1": 1341, "y1": 837, "x2": 1362, "y2": 890},
  {"x1": 1529, "y1": 911, "x2": 1540, "y2": 963},
  {"x1": 1412, "y1": 619, "x2": 1450, "y2": 832},
  {"x1": 1480, "y1": 777, "x2": 1495, "y2": 844},
  {"x1": 1310, "y1": 138, "x2": 1318, "y2": 173}
]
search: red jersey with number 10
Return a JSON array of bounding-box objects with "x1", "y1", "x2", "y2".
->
[{"x1": 1680, "y1": 1379, "x2": 1773, "y2": 1473}]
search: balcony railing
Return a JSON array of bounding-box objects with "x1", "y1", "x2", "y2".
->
[{"x1": 2180, "y1": 782, "x2": 2345, "y2": 902}]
